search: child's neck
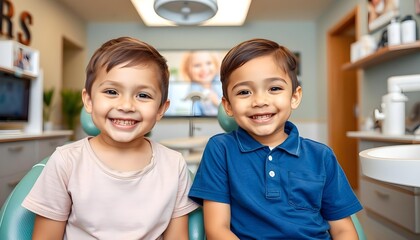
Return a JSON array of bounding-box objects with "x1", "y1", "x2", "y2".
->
[
  {"x1": 89, "y1": 136, "x2": 152, "y2": 172},
  {"x1": 254, "y1": 130, "x2": 288, "y2": 148}
]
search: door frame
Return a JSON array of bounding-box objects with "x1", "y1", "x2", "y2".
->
[{"x1": 326, "y1": 7, "x2": 361, "y2": 189}]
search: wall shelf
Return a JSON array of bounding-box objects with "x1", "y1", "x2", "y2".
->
[
  {"x1": 0, "y1": 41, "x2": 39, "y2": 78},
  {"x1": 0, "y1": 66, "x2": 37, "y2": 80},
  {"x1": 342, "y1": 40, "x2": 420, "y2": 71}
]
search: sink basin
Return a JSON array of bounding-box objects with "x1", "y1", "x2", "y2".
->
[{"x1": 359, "y1": 144, "x2": 420, "y2": 188}]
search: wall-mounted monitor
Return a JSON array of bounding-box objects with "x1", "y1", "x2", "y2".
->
[
  {"x1": 161, "y1": 50, "x2": 227, "y2": 117},
  {"x1": 0, "y1": 72, "x2": 31, "y2": 122}
]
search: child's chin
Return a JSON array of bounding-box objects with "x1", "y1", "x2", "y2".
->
[{"x1": 110, "y1": 134, "x2": 141, "y2": 143}]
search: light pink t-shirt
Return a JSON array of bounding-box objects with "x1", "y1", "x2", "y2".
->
[{"x1": 22, "y1": 137, "x2": 198, "y2": 240}]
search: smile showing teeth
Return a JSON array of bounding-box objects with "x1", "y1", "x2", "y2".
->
[
  {"x1": 111, "y1": 119, "x2": 137, "y2": 126},
  {"x1": 251, "y1": 114, "x2": 272, "y2": 120}
]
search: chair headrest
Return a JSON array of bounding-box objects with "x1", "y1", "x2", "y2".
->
[
  {"x1": 80, "y1": 107, "x2": 100, "y2": 136},
  {"x1": 217, "y1": 103, "x2": 238, "y2": 133}
]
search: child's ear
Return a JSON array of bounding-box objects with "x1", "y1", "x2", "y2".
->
[
  {"x1": 82, "y1": 89, "x2": 93, "y2": 113},
  {"x1": 291, "y1": 86, "x2": 302, "y2": 110},
  {"x1": 156, "y1": 100, "x2": 170, "y2": 121},
  {"x1": 221, "y1": 97, "x2": 234, "y2": 117}
]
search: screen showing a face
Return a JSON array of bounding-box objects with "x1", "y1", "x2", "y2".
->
[{"x1": 161, "y1": 50, "x2": 227, "y2": 117}]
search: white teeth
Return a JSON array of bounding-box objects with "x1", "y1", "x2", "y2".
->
[
  {"x1": 253, "y1": 114, "x2": 271, "y2": 120},
  {"x1": 112, "y1": 119, "x2": 136, "y2": 126}
]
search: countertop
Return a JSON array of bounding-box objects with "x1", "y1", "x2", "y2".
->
[
  {"x1": 0, "y1": 130, "x2": 73, "y2": 142},
  {"x1": 347, "y1": 131, "x2": 420, "y2": 143}
]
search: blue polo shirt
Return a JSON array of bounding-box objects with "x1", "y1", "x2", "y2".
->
[{"x1": 189, "y1": 121, "x2": 362, "y2": 239}]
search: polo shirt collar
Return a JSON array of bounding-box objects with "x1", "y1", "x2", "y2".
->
[{"x1": 234, "y1": 121, "x2": 300, "y2": 157}]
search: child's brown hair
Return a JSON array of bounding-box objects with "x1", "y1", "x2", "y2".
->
[
  {"x1": 85, "y1": 37, "x2": 169, "y2": 107},
  {"x1": 220, "y1": 38, "x2": 300, "y2": 101}
]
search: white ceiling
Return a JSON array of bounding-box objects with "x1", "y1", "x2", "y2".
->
[{"x1": 56, "y1": 0, "x2": 334, "y2": 24}]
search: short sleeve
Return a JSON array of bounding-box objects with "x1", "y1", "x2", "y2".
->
[
  {"x1": 189, "y1": 137, "x2": 231, "y2": 205},
  {"x1": 320, "y1": 149, "x2": 363, "y2": 220},
  {"x1": 171, "y1": 157, "x2": 199, "y2": 218},
  {"x1": 22, "y1": 150, "x2": 72, "y2": 221}
]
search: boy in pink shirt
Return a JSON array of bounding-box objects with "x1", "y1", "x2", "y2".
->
[{"x1": 23, "y1": 37, "x2": 198, "y2": 239}]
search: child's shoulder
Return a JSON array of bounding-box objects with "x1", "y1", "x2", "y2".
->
[
  {"x1": 46, "y1": 138, "x2": 91, "y2": 170},
  {"x1": 207, "y1": 132, "x2": 237, "y2": 145},
  {"x1": 56, "y1": 137, "x2": 89, "y2": 153},
  {"x1": 299, "y1": 136, "x2": 334, "y2": 153},
  {"x1": 209, "y1": 131, "x2": 235, "y2": 140},
  {"x1": 149, "y1": 139, "x2": 184, "y2": 158}
]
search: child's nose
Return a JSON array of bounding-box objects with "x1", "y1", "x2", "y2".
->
[
  {"x1": 117, "y1": 97, "x2": 135, "y2": 112},
  {"x1": 252, "y1": 92, "x2": 269, "y2": 107}
]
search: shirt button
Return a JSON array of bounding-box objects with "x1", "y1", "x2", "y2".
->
[
  {"x1": 269, "y1": 171, "x2": 275, "y2": 177},
  {"x1": 268, "y1": 155, "x2": 273, "y2": 161}
]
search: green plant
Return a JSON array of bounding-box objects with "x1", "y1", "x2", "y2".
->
[
  {"x1": 43, "y1": 87, "x2": 55, "y2": 122},
  {"x1": 61, "y1": 89, "x2": 83, "y2": 133}
]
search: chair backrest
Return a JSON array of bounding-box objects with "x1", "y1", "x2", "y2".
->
[
  {"x1": 0, "y1": 108, "x2": 205, "y2": 239},
  {"x1": 0, "y1": 157, "x2": 48, "y2": 239},
  {"x1": 351, "y1": 213, "x2": 367, "y2": 240}
]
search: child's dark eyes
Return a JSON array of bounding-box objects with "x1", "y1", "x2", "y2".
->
[
  {"x1": 136, "y1": 92, "x2": 152, "y2": 99},
  {"x1": 102, "y1": 89, "x2": 152, "y2": 99},
  {"x1": 237, "y1": 90, "x2": 251, "y2": 95},
  {"x1": 104, "y1": 89, "x2": 118, "y2": 95},
  {"x1": 270, "y1": 86, "x2": 283, "y2": 92}
]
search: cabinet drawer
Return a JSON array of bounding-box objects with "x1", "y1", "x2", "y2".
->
[
  {"x1": 0, "y1": 141, "x2": 35, "y2": 177},
  {"x1": 0, "y1": 171, "x2": 26, "y2": 206},
  {"x1": 361, "y1": 177, "x2": 420, "y2": 233},
  {"x1": 36, "y1": 137, "x2": 68, "y2": 161}
]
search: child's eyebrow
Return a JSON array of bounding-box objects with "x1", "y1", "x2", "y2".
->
[
  {"x1": 266, "y1": 77, "x2": 288, "y2": 84},
  {"x1": 231, "y1": 77, "x2": 288, "y2": 91},
  {"x1": 231, "y1": 81, "x2": 253, "y2": 91},
  {"x1": 98, "y1": 80, "x2": 121, "y2": 87}
]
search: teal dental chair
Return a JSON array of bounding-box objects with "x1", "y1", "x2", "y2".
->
[{"x1": 0, "y1": 108, "x2": 205, "y2": 240}]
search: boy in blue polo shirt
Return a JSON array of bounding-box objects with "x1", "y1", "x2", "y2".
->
[{"x1": 189, "y1": 38, "x2": 363, "y2": 239}]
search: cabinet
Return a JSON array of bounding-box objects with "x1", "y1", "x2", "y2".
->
[
  {"x1": 361, "y1": 177, "x2": 420, "y2": 233},
  {"x1": 0, "y1": 131, "x2": 72, "y2": 205}
]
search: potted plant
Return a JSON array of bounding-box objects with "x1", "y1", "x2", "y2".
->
[
  {"x1": 43, "y1": 87, "x2": 55, "y2": 131},
  {"x1": 61, "y1": 89, "x2": 83, "y2": 139}
]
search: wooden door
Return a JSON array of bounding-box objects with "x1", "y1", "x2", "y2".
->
[{"x1": 327, "y1": 7, "x2": 360, "y2": 189}]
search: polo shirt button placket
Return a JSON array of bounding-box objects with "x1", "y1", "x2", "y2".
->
[
  {"x1": 268, "y1": 155, "x2": 275, "y2": 177},
  {"x1": 265, "y1": 154, "x2": 280, "y2": 199}
]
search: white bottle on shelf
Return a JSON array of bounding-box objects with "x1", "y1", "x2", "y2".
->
[
  {"x1": 401, "y1": 15, "x2": 417, "y2": 44},
  {"x1": 387, "y1": 18, "x2": 401, "y2": 46}
]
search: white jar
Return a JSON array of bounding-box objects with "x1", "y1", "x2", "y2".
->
[
  {"x1": 401, "y1": 16, "x2": 416, "y2": 44},
  {"x1": 387, "y1": 18, "x2": 401, "y2": 46}
]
